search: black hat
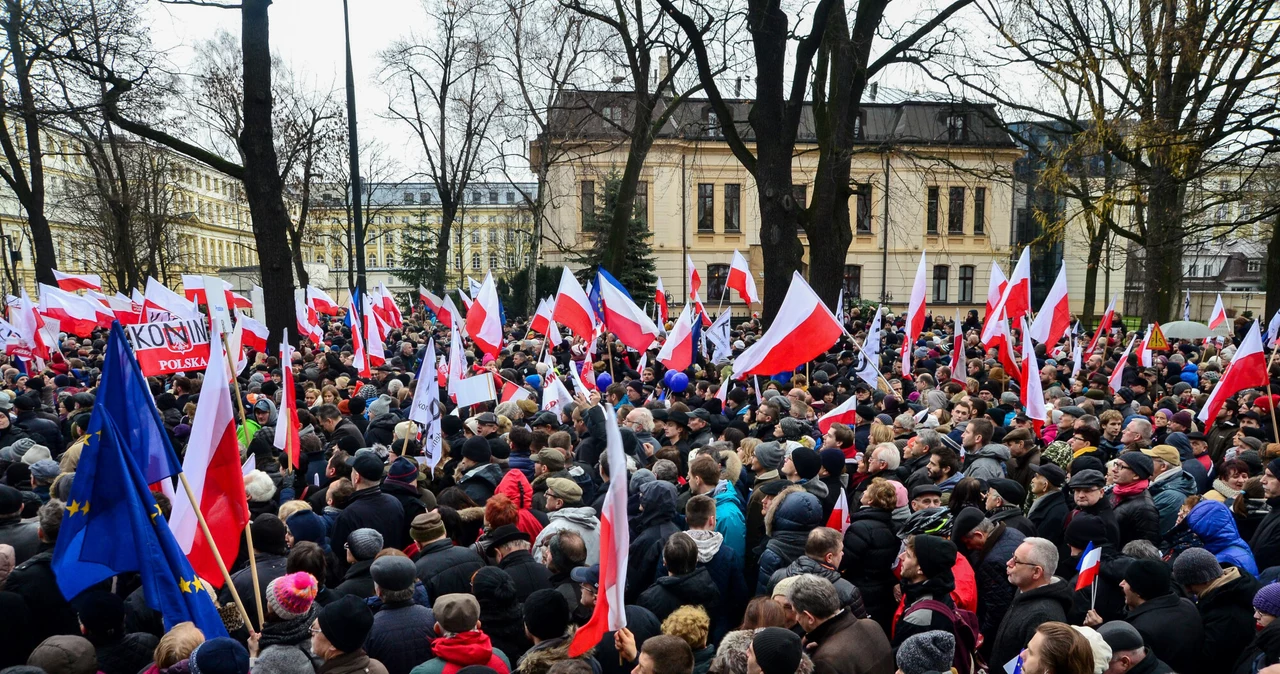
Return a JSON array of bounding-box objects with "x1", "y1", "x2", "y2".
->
[
  {"x1": 1069, "y1": 456, "x2": 1106, "y2": 477},
  {"x1": 668, "y1": 410, "x2": 689, "y2": 428},
  {"x1": 912, "y1": 534, "x2": 958, "y2": 578},
  {"x1": 790, "y1": 447, "x2": 821, "y2": 481},
  {"x1": 487, "y1": 524, "x2": 531, "y2": 549},
  {"x1": 0, "y1": 484, "x2": 22, "y2": 516},
  {"x1": 988, "y1": 478, "x2": 1026, "y2": 506},
  {"x1": 75, "y1": 590, "x2": 125, "y2": 635},
  {"x1": 12, "y1": 395, "x2": 35, "y2": 411},
  {"x1": 346, "y1": 452, "x2": 385, "y2": 481},
  {"x1": 370, "y1": 555, "x2": 417, "y2": 592},
  {"x1": 1123, "y1": 559, "x2": 1172, "y2": 600},
  {"x1": 1030, "y1": 463, "x2": 1067, "y2": 488},
  {"x1": 1098, "y1": 622, "x2": 1145, "y2": 654},
  {"x1": 689, "y1": 408, "x2": 711, "y2": 422},
  {"x1": 570, "y1": 565, "x2": 600, "y2": 588},
  {"x1": 855, "y1": 405, "x2": 877, "y2": 423},
  {"x1": 523, "y1": 588, "x2": 570, "y2": 640},
  {"x1": 1065, "y1": 513, "x2": 1109, "y2": 549},
  {"x1": 758, "y1": 480, "x2": 790, "y2": 496},
  {"x1": 1186, "y1": 431, "x2": 1208, "y2": 441},
  {"x1": 531, "y1": 412, "x2": 559, "y2": 427},
  {"x1": 1067, "y1": 468, "x2": 1107, "y2": 490},
  {"x1": 462, "y1": 436, "x2": 492, "y2": 464},
  {"x1": 474, "y1": 412, "x2": 498, "y2": 425},
  {"x1": 1116, "y1": 451, "x2": 1154, "y2": 480},
  {"x1": 952, "y1": 507, "x2": 986, "y2": 541},
  {"x1": 910, "y1": 484, "x2": 943, "y2": 500},
  {"x1": 318, "y1": 595, "x2": 375, "y2": 653},
  {"x1": 752, "y1": 627, "x2": 803, "y2": 674}
]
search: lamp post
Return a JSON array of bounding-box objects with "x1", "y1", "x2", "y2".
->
[{"x1": 341, "y1": 0, "x2": 366, "y2": 293}]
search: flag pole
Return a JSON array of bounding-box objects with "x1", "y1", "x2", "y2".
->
[
  {"x1": 1265, "y1": 345, "x2": 1280, "y2": 444},
  {"x1": 243, "y1": 518, "x2": 265, "y2": 630},
  {"x1": 1090, "y1": 575, "x2": 1098, "y2": 610},
  {"x1": 176, "y1": 472, "x2": 253, "y2": 629},
  {"x1": 221, "y1": 334, "x2": 249, "y2": 426},
  {"x1": 842, "y1": 325, "x2": 895, "y2": 393}
]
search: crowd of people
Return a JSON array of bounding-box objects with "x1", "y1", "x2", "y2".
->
[{"x1": 1, "y1": 301, "x2": 1280, "y2": 674}]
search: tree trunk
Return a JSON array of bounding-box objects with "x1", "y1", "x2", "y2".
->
[
  {"x1": 4, "y1": 0, "x2": 56, "y2": 286},
  {"x1": 602, "y1": 112, "x2": 654, "y2": 274},
  {"x1": 527, "y1": 186, "x2": 545, "y2": 316},
  {"x1": 432, "y1": 203, "x2": 456, "y2": 292},
  {"x1": 1266, "y1": 212, "x2": 1280, "y2": 321},
  {"x1": 1141, "y1": 169, "x2": 1184, "y2": 323},
  {"x1": 1081, "y1": 222, "x2": 1106, "y2": 327},
  {"x1": 239, "y1": 0, "x2": 296, "y2": 348}
]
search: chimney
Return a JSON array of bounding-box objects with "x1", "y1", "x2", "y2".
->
[
  {"x1": 658, "y1": 55, "x2": 670, "y2": 82},
  {"x1": 735, "y1": 77, "x2": 742, "y2": 97},
  {"x1": 868, "y1": 83, "x2": 878, "y2": 101}
]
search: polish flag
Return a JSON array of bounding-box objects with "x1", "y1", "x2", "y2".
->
[
  {"x1": 1029, "y1": 266, "x2": 1071, "y2": 348},
  {"x1": 714, "y1": 378, "x2": 729, "y2": 404},
  {"x1": 596, "y1": 269, "x2": 660, "y2": 353},
  {"x1": 377, "y1": 283, "x2": 403, "y2": 328},
  {"x1": 273, "y1": 330, "x2": 302, "y2": 469},
  {"x1": 988, "y1": 317, "x2": 1023, "y2": 383},
  {"x1": 1108, "y1": 335, "x2": 1138, "y2": 394},
  {"x1": 686, "y1": 255, "x2": 701, "y2": 301},
  {"x1": 1087, "y1": 295, "x2": 1117, "y2": 354},
  {"x1": 169, "y1": 335, "x2": 250, "y2": 589},
  {"x1": 501, "y1": 381, "x2": 534, "y2": 404},
  {"x1": 457, "y1": 289, "x2": 473, "y2": 311},
  {"x1": 295, "y1": 289, "x2": 321, "y2": 346},
  {"x1": 8, "y1": 290, "x2": 49, "y2": 361},
  {"x1": 817, "y1": 394, "x2": 859, "y2": 434},
  {"x1": 569, "y1": 404, "x2": 629, "y2": 657},
  {"x1": 364, "y1": 295, "x2": 387, "y2": 367},
  {"x1": 1135, "y1": 325, "x2": 1153, "y2": 368},
  {"x1": 542, "y1": 376, "x2": 574, "y2": 415},
  {"x1": 39, "y1": 284, "x2": 106, "y2": 337},
  {"x1": 420, "y1": 287, "x2": 445, "y2": 321},
  {"x1": 727, "y1": 250, "x2": 760, "y2": 305},
  {"x1": 466, "y1": 272, "x2": 504, "y2": 358},
  {"x1": 552, "y1": 267, "x2": 596, "y2": 341},
  {"x1": 732, "y1": 272, "x2": 843, "y2": 379},
  {"x1": 981, "y1": 262, "x2": 1008, "y2": 348},
  {"x1": 1075, "y1": 541, "x2": 1102, "y2": 591},
  {"x1": 144, "y1": 277, "x2": 199, "y2": 320},
  {"x1": 656, "y1": 304, "x2": 700, "y2": 373},
  {"x1": 1208, "y1": 294, "x2": 1228, "y2": 331},
  {"x1": 348, "y1": 296, "x2": 370, "y2": 378},
  {"x1": 902, "y1": 252, "x2": 928, "y2": 376},
  {"x1": 182, "y1": 275, "x2": 235, "y2": 311},
  {"x1": 229, "y1": 292, "x2": 252, "y2": 311},
  {"x1": 236, "y1": 313, "x2": 268, "y2": 353},
  {"x1": 654, "y1": 277, "x2": 670, "y2": 325},
  {"x1": 825, "y1": 490, "x2": 851, "y2": 534},
  {"x1": 530, "y1": 298, "x2": 554, "y2": 336},
  {"x1": 97, "y1": 292, "x2": 143, "y2": 325},
  {"x1": 53, "y1": 270, "x2": 101, "y2": 292},
  {"x1": 441, "y1": 294, "x2": 461, "y2": 332},
  {"x1": 1267, "y1": 308, "x2": 1280, "y2": 346},
  {"x1": 1021, "y1": 317, "x2": 1047, "y2": 426},
  {"x1": 307, "y1": 286, "x2": 341, "y2": 316},
  {"x1": 1199, "y1": 320, "x2": 1268, "y2": 423},
  {"x1": 982, "y1": 248, "x2": 1031, "y2": 343},
  {"x1": 951, "y1": 310, "x2": 967, "y2": 376}
]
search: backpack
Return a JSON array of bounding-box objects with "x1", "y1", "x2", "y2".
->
[{"x1": 900, "y1": 599, "x2": 990, "y2": 674}]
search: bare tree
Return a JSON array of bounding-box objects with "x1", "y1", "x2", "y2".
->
[{"x1": 315, "y1": 138, "x2": 404, "y2": 293}]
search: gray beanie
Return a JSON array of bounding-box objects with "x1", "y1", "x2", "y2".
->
[
  {"x1": 1172, "y1": 547, "x2": 1224, "y2": 587},
  {"x1": 19, "y1": 443, "x2": 51, "y2": 466},
  {"x1": 779, "y1": 417, "x2": 808, "y2": 441},
  {"x1": 754, "y1": 442, "x2": 785, "y2": 471},
  {"x1": 368, "y1": 394, "x2": 394, "y2": 419},
  {"x1": 346, "y1": 528, "x2": 384, "y2": 561},
  {"x1": 896, "y1": 631, "x2": 956, "y2": 674},
  {"x1": 252, "y1": 644, "x2": 315, "y2": 674},
  {"x1": 0, "y1": 437, "x2": 36, "y2": 462}
]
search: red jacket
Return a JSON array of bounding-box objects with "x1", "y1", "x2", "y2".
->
[
  {"x1": 430, "y1": 630, "x2": 511, "y2": 674},
  {"x1": 496, "y1": 470, "x2": 545, "y2": 541},
  {"x1": 891, "y1": 550, "x2": 979, "y2": 628}
]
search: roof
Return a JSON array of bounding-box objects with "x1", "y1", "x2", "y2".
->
[
  {"x1": 545, "y1": 91, "x2": 1016, "y2": 148},
  {"x1": 315, "y1": 181, "x2": 538, "y2": 209}
]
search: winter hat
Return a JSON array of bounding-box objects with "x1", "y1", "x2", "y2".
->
[
  {"x1": 19, "y1": 443, "x2": 50, "y2": 466},
  {"x1": 987, "y1": 478, "x2": 1026, "y2": 506},
  {"x1": 27, "y1": 635, "x2": 98, "y2": 674},
  {"x1": 790, "y1": 447, "x2": 822, "y2": 480},
  {"x1": 754, "y1": 442, "x2": 785, "y2": 471},
  {"x1": 0, "y1": 437, "x2": 35, "y2": 462},
  {"x1": 1254, "y1": 583, "x2": 1280, "y2": 617},
  {"x1": 1123, "y1": 559, "x2": 1172, "y2": 600},
  {"x1": 284, "y1": 510, "x2": 327, "y2": 548},
  {"x1": 1172, "y1": 547, "x2": 1224, "y2": 587},
  {"x1": 1116, "y1": 451, "x2": 1153, "y2": 480},
  {"x1": 188, "y1": 637, "x2": 250, "y2": 674},
  {"x1": 751, "y1": 627, "x2": 803, "y2": 674},
  {"x1": 265, "y1": 572, "x2": 318, "y2": 620},
  {"x1": 75, "y1": 590, "x2": 125, "y2": 636},
  {"x1": 368, "y1": 394, "x2": 393, "y2": 419},
  {"x1": 249, "y1": 642, "x2": 313, "y2": 674},
  {"x1": 951, "y1": 507, "x2": 986, "y2": 542},
  {"x1": 462, "y1": 436, "x2": 492, "y2": 464},
  {"x1": 318, "y1": 595, "x2": 375, "y2": 653},
  {"x1": 779, "y1": 417, "x2": 809, "y2": 441},
  {"x1": 1071, "y1": 626, "x2": 1112, "y2": 674},
  {"x1": 411, "y1": 512, "x2": 447, "y2": 544},
  {"x1": 896, "y1": 631, "x2": 956, "y2": 674},
  {"x1": 819, "y1": 449, "x2": 845, "y2": 476},
  {"x1": 28, "y1": 459, "x2": 59, "y2": 483},
  {"x1": 1267, "y1": 457, "x2": 1280, "y2": 478},
  {"x1": 346, "y1": 528, "x2": 384, "y2": 561},
  {"x1": 1097, "y1": 621, "x2": 1145, "y2": 654},
  {"x1": 370, "y1": 555, "x2": 417, "y2": 592},
  {"x1": 1065, "y1": 513, "x2": 1110, "y2": 549},
  {"x1": 386, "y1": 456, "x2": 420, "y2": 488},
  {"x1": 435, "y1": 593, "x2": 482, "y2": 633},
  {"x1": 523, "y1": 588, "x2": 570, "y2": 640},
  {"x1": 911, "y1": 534, "x2": 958, "y2": 579}
]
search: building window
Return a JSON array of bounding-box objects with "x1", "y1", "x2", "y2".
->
[
  {"x1": 506, "y1": 229, "x2": 515, "y2": 243},
  {"x1": 507, "y1": 253, "x2": 516, "y2": 268},
  {"x1": 581, "y1": 181, "x2": 595, "y2": 230},
  {"x1": 703, "y1": 109, "x2": 720, "y2": 137},
  {"x1": 369, "y1": 254, "x2": 378, "y2": 267},
  {"x1": 1248, "y1": 259, "x2": 1262, "y2": 273},
  {"x1": 926, "y1": 187, "x2": 939, "y2": 234},
  {"x1": 948, "y1": 187, "x2": 965, "y2": 235},
  {"x1": 974, "y1": 187, "x2": 986, "y2": 235},
  {"x1": 697, "y1": 183, "x2": 714, "y2": 232},
  {"x1": 420, "y1": 192, "x2": 432, "y2": 204},
  {"x1": 403, "y1": 192, "x2": 414, "y2": 204},
  {"x1": 855, "y1": 183, "x2": 872, "y2": 234},
  {"x1": 843, "y1": 265, "x2": 862, "y2": 299},
  {"x1": 507, "y1": 191, "x2": 516, "y2": 203},
  {"x1": 635, "y1": 181, "x2": 648, "y2": 226},
  {"x1": 385, "y1": 253, "x2": 395, "y2": 268},
  {"x1": 603, "y1": 105, "x2": 623, "y2": 127},
  {"x1": 853, "y1": 111, "x2": 867, "y2": 141},
  {"x1": 489, "y1": 230, "x2": 497, "y2": 243},
  {"x1": 471, "y1": 254, "x2": 481, "y2": 270},
  {"x1": 707, "y1": 263, "x2": 730, "y2": 302},
  {"x1": 471, "y1": 231, "x2": 480, "y2": 244},
  {"x1": 946, "y1": 114, "x2": 967, "y2": 142},
  {"x1": 455, "y1": 253, "x2": 462, "y2": 269},
  {"x1": 959, "y1": 265, "x2": 975, "y2": 303},
  {"x1": 933, "y1": 265, "x2": 949, "y2": 303},
  {"x1": 489, "y1": 191, "x2": 498, "y2": 204},
  {"x1": 793, "y1": 184, "x2": 807, "y2": 231},
  {"x1": 489, "y1": 253, "x2": 497, "y2": 268},
  {"x1": 724, "y1": 184, "x2": 741, "y2": 233}
]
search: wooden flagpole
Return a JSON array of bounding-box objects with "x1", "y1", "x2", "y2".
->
[
  {"x1": 176, "y1": 473, "x2": 253, "y2": 629},
  {"x1": 243, "y1": 517, "x2": 265, "y2": 630}
]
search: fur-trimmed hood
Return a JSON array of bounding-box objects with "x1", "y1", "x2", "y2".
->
[
  {"x1": 764, "y1": 484, "x2": 822, "y2": 536},
  {"x1": 516, "y1": 631, "x2": 596, "y2": 674}
]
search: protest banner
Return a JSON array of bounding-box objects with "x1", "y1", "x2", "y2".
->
[{"x1": 123, "y1": 316, "x2": 212, "y2": 375}]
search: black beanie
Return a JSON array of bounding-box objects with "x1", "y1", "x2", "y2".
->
[
  {"x1": 1124, "y1": 559, "x2": 1172, "y2": 600},
  {"x1": 319, "y1": 594, "x2": 374, "y2": 653},
  {"x1": 462, "y1": 436, "x2": 492, "y2": 464},
  {"x1": 752, "y1": 627, "x2": 803, "y2": 674},
  {"x1": 790, "y1": 447, "x2": 821, "y2": 481},
  {"x1": 523, "y1": 588, "x2": 569, "y2": 640},
  {"x1": 1065, "y1": 513, "x2": 1109, "y2": 550},
  {"x1": 912, "y1": 534, "x2": 958, "y2": 579}
]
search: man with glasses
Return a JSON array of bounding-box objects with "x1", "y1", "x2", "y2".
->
[{"x1": 989, "y1": 537, "x2": 1074, "y2": 666}]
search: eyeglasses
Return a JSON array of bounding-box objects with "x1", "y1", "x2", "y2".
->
[
  {"x1": 310, "y1": 625, "x2": 322, "y2": 635},
  {"x1": 1008, "y1": 558, "x2": 1040, "y2": 568}
]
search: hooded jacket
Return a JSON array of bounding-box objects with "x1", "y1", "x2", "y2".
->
[
  {"x1": 988, "y1": 579, "x2": 1075, "y2": 666},
  {"x1": 840, "y1": 507, "x2": 899, "y2": 629},
  {"x1": 1197, "y1": 567, "x2": 1261, "y2": 674},
  {"x1": 1250, "y1": 496, "x2": 1280, "y2": 571},
  {"x1": 495, "y1": 470, "x2": 546, "y2": 541},
  {"x1": 713, "y1": 483, "x2": 747, "y2": 559},
  {"x1": 1149, "y1": 468, "x2": 1198, "y2": 535},
  {"x1": 769, "y1": 555, "x2": 867, "y2": 618},
  {"x1": 755, "y1": 485, "x2": 823, "y2": 594},
  {"x1": 364, "y1": 413, "x2": 401, "y2": 448},
  {"x1": 965, "y1": 444, "x2": 1011, "y2": 482},
  {"x1": 413, "y1": 538, "x2": 486, "y2": 599},
  {"x1": 410, "y1": 629, "x2": 511, "y2": 674},
  {"x1": 332, "y1": 484, "x2": 407, "y2": 557},
  {"x1": 1185, "y1": 500, "x2": 1258, "y2": 576},
  {"x1": 458, "y1": 462, "x2": 506, "y2": 504},
  {"x1": 532, "y1": 506, "x2": 601, "y2": 565},
  {"x1": 636, "y1": 566, "x2": 721, "y2": 623},
  {"x1": 626, "y1": 481, "x2": 680, "y2": 602}
]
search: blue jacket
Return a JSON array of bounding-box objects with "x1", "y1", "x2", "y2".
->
[
  {"x1": 1187, "y1": 500, "x2": 1258, "y2": 576},
  {"x1": 509, "y1": 449, "x2": 535, "y2": 482},
  {"x1": 714, "y1": 484, "x2": 747, "y2": 559},
  {"x1": 755, "y1": 486, "x2": 823, "y2": 594},
  {"x1": 1150, "y1": 469, "x2": 1199, "y2": 535}
]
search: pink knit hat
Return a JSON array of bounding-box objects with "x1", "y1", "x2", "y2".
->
[{"x1": 265, "y1": 571, "x2": 318, "y2": 619}]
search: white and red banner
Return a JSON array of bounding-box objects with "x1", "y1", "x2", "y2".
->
[
  {"x1": 654, "y1": 277, "x2": 669, "y2": 325},
  {"x1": 123, "y1": 316, "x2": 213, "y2": 377},
  {"x1": 727, "y1": 250, "x2": 759, "y2": 305},
  {"x1": 465, "y1": 272, "x2": 504, "y2": 358},
  {"x1": 1199, "y1": 320, "x2": 1268, "y2": 423},
  {"x1": 817, "y1": 394, "x2": 859, "y2": 434},
  {"x1": 731, "y1": 272, "x2": 843, "y2": 379},
  {"x1": 273, "y1": 329, "x2": 302, "y2": 469},
  {"x1": 552, "y1": 267, "x2": 596, "y2": 341},
  {"x1": 1208, "y1": 294, "x2": 1228, "y2": 331},
  {"x1": 307, "y1": 286, "x2": 341, "y2": 316},
  {"x1": 53, "y1": 270, "x2": 101, "y2": 292},
  {"x1": 1028, "y1": 266, "x2": 1071, "y2": 348},
  {"x1": 1108, "y1": 335, "x2": 1138, "y2": 394},
  {"x1": 902, "y1": 252, "x2": 928, "y2": 376}
]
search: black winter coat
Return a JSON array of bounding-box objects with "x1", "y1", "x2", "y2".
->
[
  {"x1": 1027, "y1": 492, "x2": 1068, "y2": 563},
  {"x1": 413, "y1": 539, "x2": 485, "y2": 599},
  {"x1": 840, "y1": 507, "x2": 900, "y2": 629},
  {"x1": 364, "y1": 601, "x2": 435, "y2": 674},
  {"x1": 382, "y1": 480, "x2": 427, "y2": 547},
  {"x1": 325, "y1": 418, "x2": 366, "y2": 450},
  {"x1": 1251, "y1": 496, "x2": 1280, "y2": 572},
  {"x1": 988, "y1": 579, "x2": 1074, "y2": 666},
  {"x1": 893, "y1": 574, "x2": 956, "y2": 647},
  {"x1": 331, "y1": 485, "x2": 407, "y2": 561},
  {"x1": 4, "y1": 550, "x2": 80, "y2": 644},
  {"x1": 335, "y1": 558, "x2": 376, "y2": 599},
  {"x1": 497, "y1": 549, "x2": 553, "y2": 602},
  {"x1": 1234, "y1": 619, "x2": 1280, "y2": 674},
  {"x1": 1126, "y1": 593, "x2": 1204, "y2": 674},
  {"x1": 219, "y1": 552, "x2": 290, "y2": 632},
  {"x1": 1197, "y1": 568, "x2": 1261, "y2": 674},
  {"x1": 972, "y1": 526, "x2": 1025, "y2": 643},
  {"x1": 1111, "y1": 489, "x2": 1161, "y2": 546},
  {"x1": 625, "y1": 483, "x2": 680, "y2": 602},
  {"x1": 988, "y1": 505, "x2": 1037, "y2": 537},
  {"x1": 636, "y1": 566, "x2": 721, "y2": 623},
  {"x1": 363, "y1": 414, "x2": 400, "y2": 447}
]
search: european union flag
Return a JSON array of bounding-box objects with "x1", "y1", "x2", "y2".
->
[
  {"x1": 99, "y1": 322, "x2": 182, "y2": 483},
  {"x1": 52, "y1": 407, "x2": 228, "y2": 637}
]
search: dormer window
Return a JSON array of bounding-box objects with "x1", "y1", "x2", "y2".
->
[{"x1": 946, "y1": 114, "x2": 967, "y2": 142}]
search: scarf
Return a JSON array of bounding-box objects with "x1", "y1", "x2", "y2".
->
[
  {"x1": 1213, "y1": 478, "x2": 1241, "y2": 502},
  {"x1": 1113, "y1": 479, "x2": 1150, "y2": 498},
  {"x1": 258, "y1": 605, "x2": 317, "y2": 650}
]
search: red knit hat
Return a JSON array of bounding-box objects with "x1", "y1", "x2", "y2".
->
[{"x1": 266, "y1": 571, "x2": 318, "y2": 619}]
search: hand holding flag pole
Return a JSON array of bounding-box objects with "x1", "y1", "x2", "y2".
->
[
  {"x1": 841, "y1": 323, "x2": 894, "y2": 392},
  {"x1": 176, "y1": 472, "x2": 254, "y2": 629}
]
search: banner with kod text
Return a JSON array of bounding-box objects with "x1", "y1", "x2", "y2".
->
[{"x1": 123, "y1": 316, "x2": 211, "y2": 376}]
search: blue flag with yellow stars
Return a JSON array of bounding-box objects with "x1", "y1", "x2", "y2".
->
[
  {"x1": 99, "y1": 322, "x2": 182, "y2": 484},
  {"x1": 52, "y1": 368, "x2": 227, "y2": 637}
]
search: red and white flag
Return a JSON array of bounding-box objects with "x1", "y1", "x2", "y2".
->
[
  {"x1": 376, "y1": 283, "x2": 403, "y2": 328},
  {"x1": 501, "y1": 381, "x2": 534, "y2": 404},
  {"x1": 902, "y1": 252, "x2": 928, "y2": 376},
  {"x1": 656, "y1": 304, "x2": 699, "y2": 373},
  {"x1": 295, "y1": 289, "x2": 321, "y2": 346},
  {"x1": 1021, "y1": 318, "x2": 1046, "y2": 426},
  {"x1": 1029, "y1": 266, "x2": 1071, "y2": 348},
  {"x1": 420, "y1": 287, "x2": 447, "y2": 322},
  {"x1": 364, "y1": 295, "x2": 387, "y2": 367},
  {"x1": 465, "y1": 272, "x2": 504, "y2": 358},
  {"x1": 732, "y1": 272, "x2": 843, "y2": 379},
  {"x1": 727, "y1": 250, "x2": 759, "y2": 305},
  {"x1": 951, "y1": 310, "x2": 966, "y2": 376},
  {"x1": 348, "y1": 295, "x2": 370, "y2": 378},
  {"x1": 825, "y1": 490, "x2": 851, "y2": 534},
  {"x1": 229, "y1": 292, "x2": 252, "y2": 311},
  {"x1": 552, "y1": 267, "x2": 596, "y2": 341},
  {"x1": 144, "y1": 277, "x2": 199, "y2": 320},
  {"x1": 597, "y1": 272, "x2": 660, "y2": 353},
  {"x1": 53, "y1": 270, "x2": 101, "y2": 292},
  {"x1": 982, "y1": 248, "x2": 1031, "y2": 343},
  {"x1": 530, "y1": 298, "x2": 554, "y2": 337},
  {"x1": 569, "y1": 404, "x2": 629, "y2": 657},
  {"x1": 654, "y1": 277, "x2": 670, "y2": 325},
  {"x1": 273, "y1": 330, "x2": 302, "y2": 469},
  {"x1": 1135, "y1": 325, "x2": 1153, "y2": 368},
  {"x1": 307, "y1": 286, "x2": 341, "y2": 316},
  {"x1": 1087, "y1": 295, "x2": 1117, "y2": 354},
  {"x1": 1199, "y1": 320, "x2": 1268, "y2": 423},
  {"x1": 988, "y1": 317, "x2": 1023, "y2": 383},
  {"x1": 236, "y1": 313, "x2": 269, "y2": 353},
  {"x1": 686, "y1": 255, "x2": 701, "y2": 301},
  {"x1": 39, "y1": 284, "x2": 108, "y2": 337},
  {"x1": 457, "y1": 289, "x2": 473, "y2": 311},
  {"x1": 817, "y1": 394, "x2": 859, "y2": 434},
  {"x1": 1208, "y1": 294, "x2": 1228, "y2": 331},
  {"x1": 1108, "y1": 335, "x2": 1138, "y2": 394},
  {"x1": 169, "y1": 335, "x2": 250, "y2": 589}
]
